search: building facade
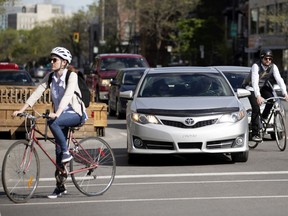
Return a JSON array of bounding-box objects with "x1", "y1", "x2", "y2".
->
[
  {"x1": 2, "y1": 3, "x2": 65, "y2": 30},
  {"x1": 247, "y1": 0, "x2": 288, "y2": 76}
]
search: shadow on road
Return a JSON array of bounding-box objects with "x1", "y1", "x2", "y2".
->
[{"x1": 112, "y1": 148, "x2": 234, "y2": 167}]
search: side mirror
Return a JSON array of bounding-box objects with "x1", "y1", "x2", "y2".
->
[
  {"x1": 237, "y1": 88, "x2": 251, "y2": 98},
  {"x1": 120, "y1": 90, "x2": 133, "y2": 99},
  {"x1": 110, "y1": 79, "x2": 117, "y2": 86}
]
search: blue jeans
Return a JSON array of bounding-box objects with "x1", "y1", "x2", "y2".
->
[{"x1": 48, "y1": 112, "x2": 82, "y2": 165}]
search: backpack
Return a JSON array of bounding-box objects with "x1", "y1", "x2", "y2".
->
[{"x1": 48, "y1": 69, "x2": 91, "y2": 108}]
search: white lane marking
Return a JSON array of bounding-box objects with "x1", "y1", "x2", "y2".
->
[
  {"x1": 38, "y1": 170, "x2": 288, "y2": 181},
  {"x1": 112, "y1": 178, "x2": 288, "y2": 186},
  {"x1": 1, "y1": 195, "x2": 288, "y2": 206},
  {"x1": 114, "y1": 171, "x2": 288, "y2": 179}
]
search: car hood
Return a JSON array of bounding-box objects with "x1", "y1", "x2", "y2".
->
[{"x1": 132, "y1": 97, "x2": 243, "y2": 116}]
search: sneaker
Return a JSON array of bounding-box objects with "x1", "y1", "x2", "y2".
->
[
  {"x1": 47, "y1": 188, "x2": 67, "y2": 199},
  {"x1": 252, "y1": 135, "x2": 262, "y2": 142},
  {"x1": 61, "y1": 152, "x2": 73, "y2": 163}
]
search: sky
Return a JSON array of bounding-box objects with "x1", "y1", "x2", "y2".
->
[{"x1": 20, "y1": 0, "x2": 98, "y2": 15}]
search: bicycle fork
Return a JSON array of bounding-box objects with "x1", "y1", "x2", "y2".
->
[{"x1": 18, "y1": 140, "x2": 36, "y2": 188}]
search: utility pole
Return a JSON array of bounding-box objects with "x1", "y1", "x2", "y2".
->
[{"x1": 100, "y1": 0, "x2": 106, "y2": 46}]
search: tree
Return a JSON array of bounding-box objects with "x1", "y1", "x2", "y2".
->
[
  {"x1": 0, "y1": 0, "x2": 10, "y2": 14},
  {"x1": 172, "y1": 18, "x2": 204, "y2": 65},
  {"x1": 133, "y1": 0, "x2": 200, "y2": 66},
  {"x1": 0, "y1": 28, "x2": 19, "y2": 61}
]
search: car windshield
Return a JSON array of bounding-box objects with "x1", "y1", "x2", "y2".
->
[
  {"x1": 138, "y1": 72, "x2": 234, "y2": 97},
  {"x1": 0, "y1": 70, "x2": 34, "y2": 86},
  {"x1": 223, "y1": 71, "x2": 249, "y2": 91},
  {"x1": 122, "y1": 70, "x2": 144, "y2": 85},
  {"x1": 101, "y1": 58, "x2": 148, "y2": 70}
]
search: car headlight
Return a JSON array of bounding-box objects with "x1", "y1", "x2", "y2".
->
[
  {"x1": 131, "y1": 112, "x2": 160, "y2": 124},
  {"x1": 218, "y1": 108, "x2": 246, "y2": 123},
  {"x1": 101, "y1": 79, "x2": 111, "y2": 86}
]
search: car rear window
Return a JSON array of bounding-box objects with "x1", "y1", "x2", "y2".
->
[{"x1": 101, "y1": 57, "x2": 149, "y2": 70}]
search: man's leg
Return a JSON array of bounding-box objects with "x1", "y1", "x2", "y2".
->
[
  {"x1": 248, "y1": 91, "x2": 262, "y2": 141},
  {"x1": 260, "y1": 86, "x2": 274, "y2": 119}
]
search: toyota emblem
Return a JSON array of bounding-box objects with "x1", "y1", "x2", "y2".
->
[{"x1": 184, "y1": 118, "x2": 194, "y2": 126}]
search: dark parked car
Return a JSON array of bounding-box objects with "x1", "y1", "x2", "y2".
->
[
  {"x1": 0, "y1": 70, "x2": 35, "y2": 86},
  {"x1": 108, "y1": 68, "x2": 146, "y2": 118}
]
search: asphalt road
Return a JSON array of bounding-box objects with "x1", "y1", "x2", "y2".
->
[{"x1": 1, "y1": 113, "x2": 288, "y2": 216}]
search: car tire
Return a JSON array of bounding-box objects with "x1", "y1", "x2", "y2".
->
[
  {"x1": 116, "y1": 99, "x2": 125, "y2": 119},
  {"x1": 95, "y1": 87, "x2": 100, "y2": 102},
  {"x1": 231, "y1": 151, "x2": 249, "y2": 162},
  {"x1": 108, "y1": 100, "x2": 116, "y2": 116},
  {"x1": 270, "y1": 132, "x2": 276, "y2": 140}
]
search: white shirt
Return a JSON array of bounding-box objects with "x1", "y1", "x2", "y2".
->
[
  {"x1": 51, "y1": 69, "x2": 74, "y2": 113},
  {"x1": 247, "y1": 63, "x2": 287, "y2": 97}
]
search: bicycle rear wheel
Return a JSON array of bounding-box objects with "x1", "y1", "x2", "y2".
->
[
  {"x1": 274, "y1": 111, "x2": 287, "y2": 151},
  {"x1": 2, "y1": 140, "x2": 40, "y2": 203},
  {"x1": 70, "y1": 137, "x2": 116, "y2": 196}
]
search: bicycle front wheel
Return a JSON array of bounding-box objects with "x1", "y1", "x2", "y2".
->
[
  {"x1": 274, "y1": 111, "x2": 287, "y2": 151},
  {"x1": 2, "y1": 140, "x2": 40, "y2": 203},
  {"x1": 70, "y1": 137, "x2": 116, "y2": 196}
]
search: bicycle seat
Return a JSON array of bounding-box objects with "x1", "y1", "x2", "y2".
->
[{"x1": 69, "y1": 126, "x2": 82, "y2": 131}]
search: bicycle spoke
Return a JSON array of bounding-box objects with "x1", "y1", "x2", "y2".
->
[
  {"x1": 70, "y1": 137, "x2": 116, "y2": 196},
  {"x1": 2, "y1": 141, "x2": 40, "y2": 203}
]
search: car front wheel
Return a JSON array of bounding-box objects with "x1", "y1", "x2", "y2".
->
[{"x1": 231, "y1": 151, "x2": 249, "y2": 162}]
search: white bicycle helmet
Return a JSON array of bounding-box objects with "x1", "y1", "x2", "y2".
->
[{"x1": 51, "y1": 47, "x2": 72, "y2": 64}]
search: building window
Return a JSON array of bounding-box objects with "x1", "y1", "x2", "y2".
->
[
  {"x1": 258, "y1": 7, "x2": 266, "y2": 34},
  {"x1": 267, "y1": 5, "x2": 275, "y2": 34},
  {"x1": 278, "y1": 2, "x2": 288, "y2": 33},
  {"x1": 250, "y1": 8, "x2": 258, "y2": 35}
]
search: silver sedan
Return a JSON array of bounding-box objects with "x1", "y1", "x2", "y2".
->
[{"x1": 121, "y1": 67, "x2": 251, "y2": 163}]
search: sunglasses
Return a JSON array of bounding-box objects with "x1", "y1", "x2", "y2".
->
[
  {"x1": 51, "y1": 58, "x2": 60, "y2": 63},
  {"x1": 264, "y1": 57, "x2": 272, "y2": 61}
]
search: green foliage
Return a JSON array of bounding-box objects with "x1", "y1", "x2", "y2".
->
[{"x1": 135, "y1": 0, "x2": 200, "y2": 65}]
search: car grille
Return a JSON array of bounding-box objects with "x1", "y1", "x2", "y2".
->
[
  {"x1": 160, "y1": 119, "x2": 218, "y2": 128},
  {"x1": 178, "y1": 142, "x2": 202, "y2": 149},
  {"x1": 138, "y1": 139, "x2": 236, "y2": 150}
]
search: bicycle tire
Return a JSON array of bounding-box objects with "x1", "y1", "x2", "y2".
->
[
  {"x1": 70, "y1": 137, "x2": 116, "y2": 196},
  {"x1": 248, "y1": 141, "x2": 259, "y2": 149},
  {"x1": 2, "y1": 140, "x2": 40, "y2": 203},
  {"x1": 274, "y1": 111, "x2": 287, "y2": 151}
]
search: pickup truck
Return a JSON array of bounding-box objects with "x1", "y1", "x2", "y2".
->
[
  {"x1": 85, "y1": 53, "x2": 149, "y2": 102},
  {"x1": 0, "y1": 86, "x2": 107, "y2": 138}
]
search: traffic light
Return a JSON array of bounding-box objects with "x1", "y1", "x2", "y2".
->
[{"x1": 73, "y1": 32, "x2": 80, "y2": 43}]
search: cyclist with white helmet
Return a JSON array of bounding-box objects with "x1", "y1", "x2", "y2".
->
[{"x1": 12, "y1": 46, "x2": 87, "y2": 198}]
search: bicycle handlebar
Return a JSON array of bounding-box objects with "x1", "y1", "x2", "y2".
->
[
  {"x1": 17, "y1": 109, "x2": 50, "y2": 120},
  {"x1": 263, "y1": 96, "x2": 285, "y2": 103}
]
